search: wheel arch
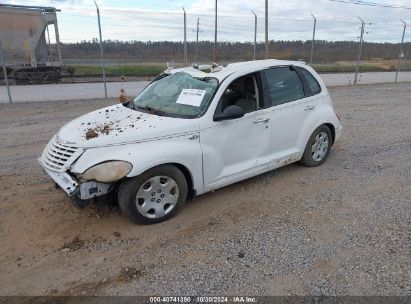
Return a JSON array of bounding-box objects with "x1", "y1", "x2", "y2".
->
[
  {"x1": 168, "y1": 162, "x2": 195, "y2": 198},
  {"x1": 126, "y1": 162, "x2": 196, "y2": 199},
  {"x1": 298, "y1": 114, "x2": 339, "y2": 152}
]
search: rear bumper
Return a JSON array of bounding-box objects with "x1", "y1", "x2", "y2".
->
[{"x1": 38, "y1": 157, "x2": 79, "y2": 197}]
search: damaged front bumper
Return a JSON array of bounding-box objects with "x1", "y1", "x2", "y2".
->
[
  {"x1": 38, "y1": 158, "x2": 112, "y2": 200},
  {"x1": 38, "y1": 157, "x2": 79, "y2": 197}
]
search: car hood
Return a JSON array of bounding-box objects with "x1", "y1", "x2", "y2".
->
[{"x1": 57, "y1": 104, "x2": 199, "y2": 148}]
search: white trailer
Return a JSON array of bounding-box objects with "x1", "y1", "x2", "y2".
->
[{"x1": 0, "y1": 4, "x2": 72, "y2": 84}]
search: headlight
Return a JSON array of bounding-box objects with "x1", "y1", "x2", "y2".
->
[{"x1": 82, "y1": 161, "x2": 132, "y2": 183}]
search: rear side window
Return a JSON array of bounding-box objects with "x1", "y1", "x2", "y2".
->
[
  {"x1": 261, "y1": 67, "x2": 305, "y2": 107},
  {"x1": 297, "y1": 68, "x2": 321, "y2": 96}
]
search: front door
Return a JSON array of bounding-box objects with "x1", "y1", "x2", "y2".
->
[{"x1": 200, "y1": 73, "x2": 272, "y2": 191}]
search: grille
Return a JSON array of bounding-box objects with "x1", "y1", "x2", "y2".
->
[{"x1": 41, "y1": 136, "x2": 84, "y2": 172}]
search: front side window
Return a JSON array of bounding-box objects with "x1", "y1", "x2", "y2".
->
[
  {"x1": 217, "y1": 74, "x2": 260, "y2": 114},
  {"x1": 262, "y1": 67, "x2": 305, "y2": 107},
  {"x1": 133, "y1": 72, "x2": 218, "y2": 118}
]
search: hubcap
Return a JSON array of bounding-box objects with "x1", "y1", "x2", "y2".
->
[
  {"x1": 311, "y1": 132, "x2": 329, "y2": 162},
  {"x1": 135, "y1": 176, "x2": 179, "y2": 219}
]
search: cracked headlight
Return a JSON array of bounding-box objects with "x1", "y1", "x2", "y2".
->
[{"x1": 82, "y1": 161, "x2": 132, "y2": 183}]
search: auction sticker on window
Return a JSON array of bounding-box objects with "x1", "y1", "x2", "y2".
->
[{"x1": 176, "y1": 89, "x2": 206, "y2": 107}]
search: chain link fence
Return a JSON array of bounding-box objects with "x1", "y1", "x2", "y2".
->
[{"x1": 0, "y1": 3, "x2": 410, "y2": 103}]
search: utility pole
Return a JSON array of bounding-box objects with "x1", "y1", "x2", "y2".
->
[
  {"x1": 395, "y1": 19, "x2": 407, "y2": 84},
  {"x1": 183, "y1": 7, "x2": 187, "y2": 65},
  {"x1": 310, "y1": 14, "x2": 317, "y2": 65},
  {"x1": 94, "y1": 0, "x2": 107, "y2": 99},
  {"x1": 214, "y1": 0, "x2": 217, "y2": 62},
  {"x1": 354, "y1": 17, "x2": 365, "y2": 86},
  {"x1": 265, "y1": 0, "x2": 268, "y2": 59},
  {"x1": 251, "y1": 10, "x2": 257, "y2": 60}
]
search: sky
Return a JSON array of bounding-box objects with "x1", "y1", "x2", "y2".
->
[{"x1": 2, "y1": 0, "x2": 410, "y2": 44}]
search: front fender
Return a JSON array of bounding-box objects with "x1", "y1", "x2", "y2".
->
[{"x1": 70, "y1": 134, "x2": 204, "y2": 194}]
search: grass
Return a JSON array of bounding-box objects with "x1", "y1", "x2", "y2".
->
[
  {"x1": 312, "y1": 64, "x2": 384, "y2": 73},
  {"x1": 313, "y1": 60, "x2": 411, "y2": 73},
  {"x1": 65, "y1": 60, "x2": 410, "y2": 77}
]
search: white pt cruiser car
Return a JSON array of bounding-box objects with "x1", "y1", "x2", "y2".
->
[{"x1": 39, "y1": 60, "x2": 342, "y2": 224}]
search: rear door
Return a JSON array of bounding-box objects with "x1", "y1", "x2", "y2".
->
[{"x1": 260, "y1": 66, "x2": 313, "y2": 160}]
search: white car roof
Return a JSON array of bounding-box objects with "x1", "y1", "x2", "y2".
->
[{"x1": 167, "y1": 59, "x2": 309, "y2": 82}]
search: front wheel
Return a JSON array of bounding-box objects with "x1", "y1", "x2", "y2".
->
[
  {"x1": 299, "y1": 125, "x2": 332, "y2": 167},
  {"x1": 118, "y1": 165, "x2": 188, "y2": 224}
]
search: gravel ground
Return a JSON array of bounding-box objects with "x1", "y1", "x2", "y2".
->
[{"x1": 0, "y1": 83, "x2": 410, "y2": 296}]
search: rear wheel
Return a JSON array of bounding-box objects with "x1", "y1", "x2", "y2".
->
[
  {"x1": 118, "y1": 165, "x2": 188, "y2": 225},
  {"x1": 299, "y1": 125, "x2": 332, "y2": 167}
]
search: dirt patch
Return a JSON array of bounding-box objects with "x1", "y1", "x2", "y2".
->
[
  {"x1": 60, "y1": 236, "x2": 84, "y2": 252},
  {"x1": 63, "y1": 278, "x2": 112, "y2": 296},
  {"x1": 85, "y1": 123, "x2": 113, "y2": 140},
  {"x1": 85, "y1": 199, "x2": 121, "y2": 219},
  {"x1": 85, "y1": 129, "x2": 98, "y2": 140},
  {"x1": 99, "y1": 124, "x2": 113, "y2": 135},
  {"x1": 118, "y1": 267, "x2": 144, "y2": 282}
]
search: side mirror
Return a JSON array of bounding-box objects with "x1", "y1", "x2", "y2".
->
[{"x1": 213, "y1": 105, "x2": 245, "y2": 121}]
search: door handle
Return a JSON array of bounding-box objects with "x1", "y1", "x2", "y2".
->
[
  {"x1": 305, "y1": 105, "x2": 316, "y2": 111},
  {"x1": 253, "y1": 118, "x2": 270, "y2": 124},
  {"x1": 188, "y1": 135, "x2": 199, "y2": 140}
]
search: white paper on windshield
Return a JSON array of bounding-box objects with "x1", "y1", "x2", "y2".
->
[{"x1": 176, "y1": 89, "x2": 206, "y2": 107}]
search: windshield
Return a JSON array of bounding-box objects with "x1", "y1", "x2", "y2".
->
[{"x1": 133, "y1": 72, "x2": 219, "y2": 118}]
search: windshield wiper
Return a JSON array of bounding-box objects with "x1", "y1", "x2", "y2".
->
[{"x1": 134, "y1": 105, "x2": 164, "y2": 116}]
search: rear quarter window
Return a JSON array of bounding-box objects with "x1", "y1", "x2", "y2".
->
[{"x1": 298, "y1": 68, "x2": 322, "y2": 96}]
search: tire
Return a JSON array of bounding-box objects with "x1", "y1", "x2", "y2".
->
[
  {"x1": 299, "y1": 125, "x2": 332, "y2": 167},
  {"x1": 118, "y1": 165, "x2": 188, "y2": 225}
]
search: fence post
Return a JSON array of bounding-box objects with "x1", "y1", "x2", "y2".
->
[
  {"x1": 251, "y1": 10, "x2": 257, "y2": 60},
  {"x1": 214, "y1": 0, "x2": 218, "y2": 63},
  {"x1": 0, "y1": 43, "x2": 12, "y2": 104},
  {"x1": 183, "y1": 7, "x2": 187, "y2": 65},
  {"x1": 193, "y1": 18, "x2": 202, "y2": 64},
  {"x1": 310, "y1": 14, "x2": 317, "y2": 65},
  {"x1": 265, "y1": 0, "x2": 268, "y2": 59},
  {"x1": 354, "y1": 17, "x2": 365, "y2": 86},
  {"x1": 395, "y1": 20, "x2": 407, "y2": 84},
  {"x1": 94, "y1": 0, "x2": 107, "y2": 99}
]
